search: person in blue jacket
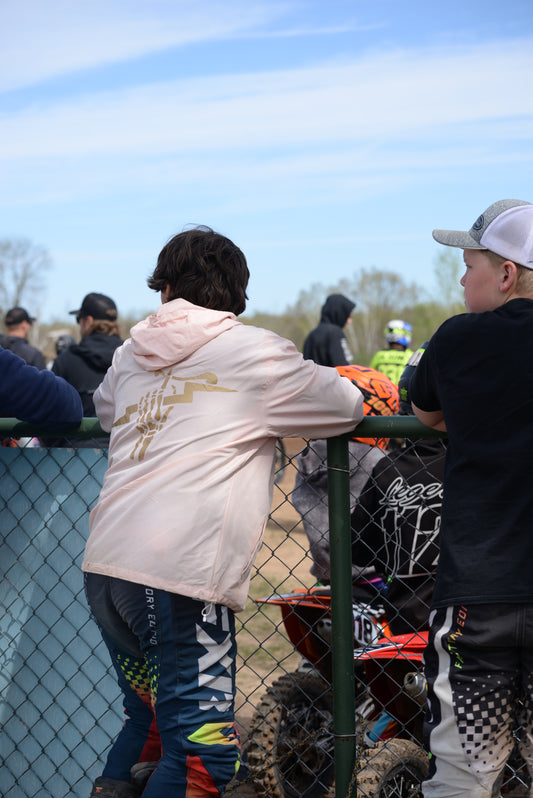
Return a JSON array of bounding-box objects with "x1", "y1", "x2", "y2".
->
[{"x1": 0, "y1": 346, "x2": 83, "y2": 429}]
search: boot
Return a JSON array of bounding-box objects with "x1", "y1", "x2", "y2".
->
[
  {"x1": 130, "y1": 761, "x2": 158, "y2": 791},
  {"x1": 89, "y1": 776, "x2": 141, "y2": 797}
]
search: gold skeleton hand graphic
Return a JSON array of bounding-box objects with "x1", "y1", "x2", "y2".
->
[{"x1": 113, "y1": 370, "x2": 236, "y2": 461}]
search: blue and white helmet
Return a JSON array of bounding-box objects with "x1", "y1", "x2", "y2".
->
[{"x1": 384, "y1": 319, "x2": 412, "y2": 348}]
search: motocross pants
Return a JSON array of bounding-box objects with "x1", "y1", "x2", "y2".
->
[
  {"x1": 84, "y1": 573, "x2": 240, "y2": 797},
  {"x1": 423, "y1": 603, "x2": 533, "y2": 798}
]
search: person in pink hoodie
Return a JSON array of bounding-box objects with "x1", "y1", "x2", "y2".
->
[{"x1": 82, "y1": 226, "x2": 364, "y2": 798}]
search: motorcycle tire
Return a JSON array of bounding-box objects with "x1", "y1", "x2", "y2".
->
[
  {"x1": 246, "y1": 670, "x2": 334, "y2": 798},
  {"x1": 355, "y1": 738, "x2": 429, "y2": 798}
]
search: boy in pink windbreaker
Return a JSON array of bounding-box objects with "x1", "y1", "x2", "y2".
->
[{"x1": 83, "y1": 226, "x2": 364, "y2": 798}]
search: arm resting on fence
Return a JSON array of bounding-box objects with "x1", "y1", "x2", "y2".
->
[{"x1": 0, "y1": 417, "x2": 107, "y2": 440}]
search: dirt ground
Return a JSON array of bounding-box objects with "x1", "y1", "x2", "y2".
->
[
  {"x1": 234, "y1": 437, "x2": 309, "y2": 699},
  {"x1": 224, "y1": 440, "x2": 531, "y2": 798},
  {"x1": 227, "y1": 438, "x2": 309, "y2": 797}
]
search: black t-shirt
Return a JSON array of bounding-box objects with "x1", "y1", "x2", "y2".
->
[{"x1": 410, "y1": 298, "x2": 533, "y2": 607}]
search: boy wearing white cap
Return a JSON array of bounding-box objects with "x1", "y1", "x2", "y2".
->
[{"x1": 410, "y1": 200, "x2": 533, "y2": 797}]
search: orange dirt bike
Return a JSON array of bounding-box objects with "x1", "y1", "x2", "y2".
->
[
  {"x1": 130, "y1": 593, "x2": 530, "y2": 797},
  {"x1": 351, "y1": 631, "x2": 430, "y2": 797},
  {"x1": 248, "y1": 598, "x2": 531, "y2": 798},
  {"x1": 246, "y1": 579, "x2": 392, "y2": 798}
]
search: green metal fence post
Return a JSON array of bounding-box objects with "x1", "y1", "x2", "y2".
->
[{"x1": 327, "y1": 434, "x2": 356, "y2": 798}]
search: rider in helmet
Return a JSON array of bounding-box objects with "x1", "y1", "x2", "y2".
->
[
  {"x1": 370, "y1": 319, "x2": 413, "y2": 385},
  {"x1": 293, "y1": 365, "x2": 399, "y2": 586}
]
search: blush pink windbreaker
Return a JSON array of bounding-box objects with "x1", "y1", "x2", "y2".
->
[{"x1": 82, "y1": 299, "x2": 363, "y2": 611}]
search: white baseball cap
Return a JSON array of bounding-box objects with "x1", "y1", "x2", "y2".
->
[{"x1": 433, "y1": 199, "x2": 533, "y2": 269}]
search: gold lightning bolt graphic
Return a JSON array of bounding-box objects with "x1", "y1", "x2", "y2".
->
[{"x1": 113, "y1": 370, "x2": 236, "y2": 461}]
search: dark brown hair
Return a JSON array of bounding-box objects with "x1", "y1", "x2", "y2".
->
[{"x1": 147, "y1": 226, "x2": 249, "y2": 316}]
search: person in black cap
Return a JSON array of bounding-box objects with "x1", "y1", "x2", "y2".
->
[
  {"x1": 52, "y1": 292, "x2": 123, "y2": 423},
  {"x1": 302, "y1": 293, "x2": 355, "y2": 366},
  {"x1": 1, "y1": 306, "x2": 46, "y2": 370}
]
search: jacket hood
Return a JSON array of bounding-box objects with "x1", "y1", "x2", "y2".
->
[
  {"x1": 71, "y1": 333, "x2": 122, "y2": 371},
  {"x1": 320, "y1": 294, "x2": 356, "y2": 327},
  {"x1": 130, "y1": 298, "x2": 239, "y2": 370}
]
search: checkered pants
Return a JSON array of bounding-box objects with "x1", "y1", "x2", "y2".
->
[{"x1": 423, "y1": 604, "x2": 533, "y2": 797}]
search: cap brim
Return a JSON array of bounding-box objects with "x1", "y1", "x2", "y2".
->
[
  {"x1": 432, "y1": 229, "x2": 486, "y2": 249},
  {"x1": 69, "y1": 309, "x2": 81, "y2": 315}
]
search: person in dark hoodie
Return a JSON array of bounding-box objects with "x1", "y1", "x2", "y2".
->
[
  {"x1": 51, "y1": 293, "x2": 122, "y2": 447},
  {"x1": 53, "y1": 293, "x2": 122, "y2": 416},
  {"x1": 303, "y1": 293, "x2": 355, "y2": 366}
]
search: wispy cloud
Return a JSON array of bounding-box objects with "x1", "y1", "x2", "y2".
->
[
  {"x1": 2, "y1": 0, "x2": 532, "y2": 322},
  {"x1": 230, "y1": 21, "x2": 384, "y2": 39},
  {"x1": 0, "y1": 0, "x2": 289, "y2": 92},
  {"x1": 1, "y1": 26, "x2": 532, "y2": 254},
  {"x1": 1, "y1": 38, "x2": 532, "y2": 162}
]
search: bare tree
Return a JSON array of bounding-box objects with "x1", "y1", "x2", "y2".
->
[
  {"x1": 0, "y1": 238, "x2": 51, "y2": 315},
  {"x1": 279, "y1": 268, "x2": 421, "y2": 361},
  {"x1": 336, "y1": 268, "x2": 421, "y2": 362},
  {"x1": 433, "y1": 249, "x2": 464, "y2": 312}
]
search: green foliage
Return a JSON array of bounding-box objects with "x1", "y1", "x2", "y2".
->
[
  {"x1": 241, "y1": 311, "x2": 311, "y2": 351},
  {"x1": 23, "y1": 244, "x2": 466, "y2": 367},
  {"x1": 339, "y1": 268, "x2": 422, "y2": 363},
  {"x1": 432, "y1": 249, "x2": 465, "y2": 316},
  {"x1": 242, "y1": 252, "x2": 465, "y2": 363}
]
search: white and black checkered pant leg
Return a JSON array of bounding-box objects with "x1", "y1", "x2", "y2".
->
[{"x1": 422, "y1": 604, "x2": 533, "y2": 798}]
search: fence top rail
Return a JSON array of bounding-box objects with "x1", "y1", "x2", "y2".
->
[
  {"x1": 0, "y1": 417, "x2": 104, "y2": 438},
  {"x1": 0, "y1": 415, "x2": 446, "y2": 439}
]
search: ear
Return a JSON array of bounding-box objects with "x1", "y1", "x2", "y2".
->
[{"x1": 499, "y1": 260, "x2": 519, "y2": 293}]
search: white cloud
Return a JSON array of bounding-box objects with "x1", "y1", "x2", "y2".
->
[
  {"x1": 0, "y1": 0, "x2": 287, "y2": 92},
  {"x1": 1, "y1": 38, "x2": 532, "y2": 161},
  {"x1": 1, "y1": 35, "x2": 532, "y2": 226}
]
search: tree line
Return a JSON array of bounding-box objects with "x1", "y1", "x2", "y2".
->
[
  {"x1": 0, "y1": 237, "x2": 465, "y2": 364},
  {"x1": 242, "y1": 249, "x2": 465, "y2": 364}
]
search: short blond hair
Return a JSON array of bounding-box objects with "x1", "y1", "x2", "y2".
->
[{"x1": 486, "y1": 250, "x2": 533, "y2": 293}]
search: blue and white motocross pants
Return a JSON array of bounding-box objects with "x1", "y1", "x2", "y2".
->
[{"x1": 84, "y1": 573, "x2": 240, "y2": 797}]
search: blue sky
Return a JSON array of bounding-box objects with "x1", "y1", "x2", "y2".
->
[{"x1": 1, "y1": 0, "x2": 533, "y2": 323}]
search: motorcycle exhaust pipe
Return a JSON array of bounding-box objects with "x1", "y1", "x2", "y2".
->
[{"x1": 403, "y1": 671, "x2": 427, "y2": 706}]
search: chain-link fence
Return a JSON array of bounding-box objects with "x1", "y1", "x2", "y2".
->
[{"x1": 1, "y1": 421, "x2": 530, "y2": 798}]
